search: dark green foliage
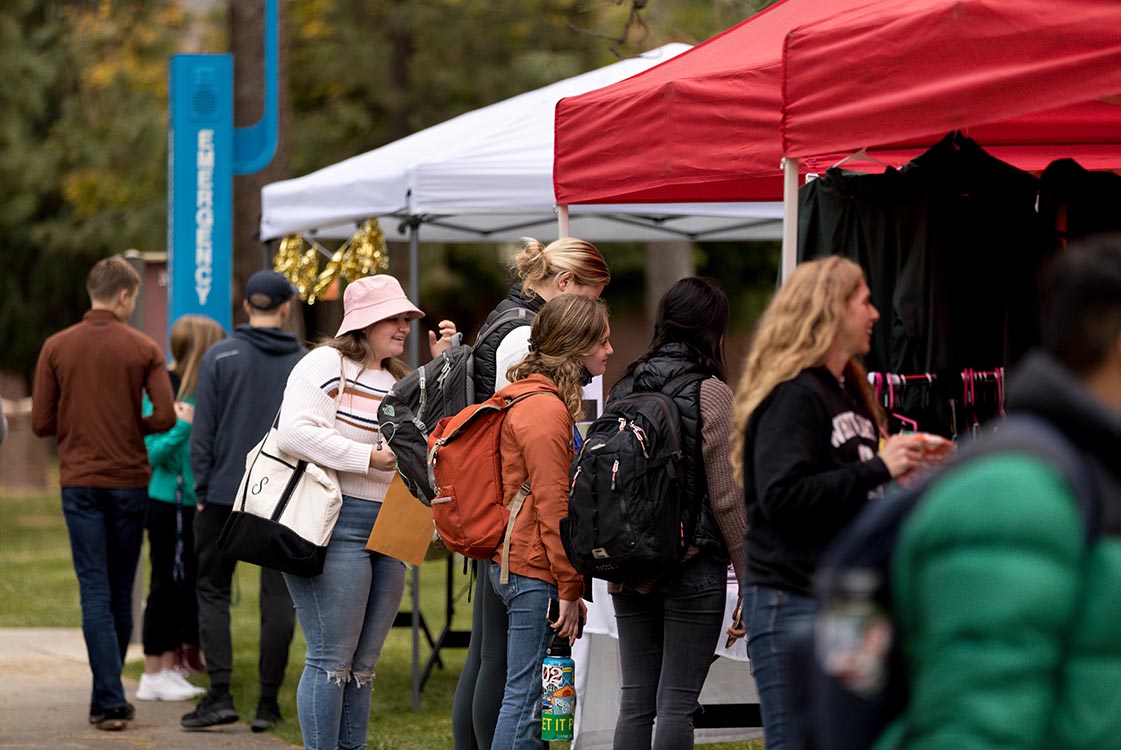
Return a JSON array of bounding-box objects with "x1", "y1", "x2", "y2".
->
[
  {"x1": 0, "y1": 0, "x2": 181, "y2": 380},
  {"x1": 3, "y1": 0, "x2": 778, "y2": 382}
]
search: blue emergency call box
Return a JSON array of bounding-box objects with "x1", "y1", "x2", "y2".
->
[{"x1": 168, "y1": 54, "x2": 234, "y2": 331}]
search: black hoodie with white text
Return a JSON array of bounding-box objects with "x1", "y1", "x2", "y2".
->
[{"x1": 742, "y1": 366, "x2": 892, "y2": 596}]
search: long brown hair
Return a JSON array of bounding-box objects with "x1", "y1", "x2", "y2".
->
[
  {"x1": 168, "y1": 315, "x2": 227, "y2": 399},
  {"x1": 730, "y1": 257, "x2": 885, "y2": 485},
  {"x1": 507, "y1": 295, "x2": 609, "y2": 422},
  {"x1": 319, "y1": 331, "x2": 411, "y2": 381}
]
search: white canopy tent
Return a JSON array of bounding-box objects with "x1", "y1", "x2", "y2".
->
[
  {"x1": 260, "y1": 45, "x2": 782, "y2": 711},
  {"x1": 259, "y1": 43, "x2": 783, "y2": 245}
]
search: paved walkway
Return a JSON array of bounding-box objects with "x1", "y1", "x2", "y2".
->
[{"x1": 0, "y1": 628, "x2": 294, "y2": 749}]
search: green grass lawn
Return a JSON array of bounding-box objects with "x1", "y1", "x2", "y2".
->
[{"x1": 0, "y1": 485, "x2": 761, "y2": 749}]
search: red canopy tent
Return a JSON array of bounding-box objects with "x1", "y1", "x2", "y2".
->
[
  {"x1": 780, "y1": 0, "x2": 1121, "y2": 172},
  {"x1": 553, "y1": 0, "x2": 871, "y2": 208},
  {"x1": 776, "y1": 0, "x2": 1121, "y2": 275},
  {"x1": 554, "y1": 0, "x2": 1121, "y2": 275}
]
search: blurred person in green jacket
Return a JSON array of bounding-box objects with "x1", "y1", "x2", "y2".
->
[
  {"x1": 136, "y1": 316, "x2": 226, "y2": 703},
  {"x1": 881, "y1": 235, "x2": 1121, "y2": 750}
]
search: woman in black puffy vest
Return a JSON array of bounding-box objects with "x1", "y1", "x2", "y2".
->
[{"x1": 609, "y1": 277, "x2": 747, "y2": 750}]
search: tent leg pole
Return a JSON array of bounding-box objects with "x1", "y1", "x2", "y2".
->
[
  {"x1": 781, "y1": 157, "x2": 799, "y2": 283},
  {"x1": 411, "y1": 564, "x2": 421, "y2": 710},
  {"x1": 407, "y1": 220, "x2": 420, "y2": 370},
  {"x1": 406, "y1": 211, "x2": 422, "y2": 711},
  {"x1": 557, "y1": 204, "x2": 570, "y2": 238}
]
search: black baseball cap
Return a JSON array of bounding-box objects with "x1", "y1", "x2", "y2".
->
[{"x1": 245, "y1": 271, "x2": 298, "y2": 310}]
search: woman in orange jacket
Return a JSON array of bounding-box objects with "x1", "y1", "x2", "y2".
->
[{"x1": 489, "y1": 293, "x2": 612, "y2": 750}]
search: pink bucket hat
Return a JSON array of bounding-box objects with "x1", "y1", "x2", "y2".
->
[{"x1": 336, "y1": 275, "x2": 423, "y2": 337}]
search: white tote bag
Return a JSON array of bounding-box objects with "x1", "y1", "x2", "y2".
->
[{"x1": 218, "y1": 355, "x2": 346, "y2": 576}]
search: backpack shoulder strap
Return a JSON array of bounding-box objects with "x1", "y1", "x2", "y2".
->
[
  {"x1": 499, "y1": 480, "x2": 533, "y2": 585},
  {"x1": 978, "y1": 415, "x2": 1099, "y2": 541},
  {"x1": 472, "y1": 306, "x2": 534, "y2": 350},
  {"x1": 662, "y1": 371, "x2": 708, "y2": 398}
]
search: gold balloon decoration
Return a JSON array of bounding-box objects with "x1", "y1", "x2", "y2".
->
[
  {"x1": 272, "y1": 235, "x2": 320, "y2": 300},
  {"x1": 341, "y1": 219, "x2": 391, "y2": 279},
  {"x1": 272, "y1": 219, "x2": 391, "y2": 305}
]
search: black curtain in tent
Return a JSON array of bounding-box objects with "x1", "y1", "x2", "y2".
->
[
  {"x1": 798, "y1": 133, "x2": 1047, "y2": 377},
  {"x1": 798, "y1": 134, "x2": 1052, "y2": 437}
]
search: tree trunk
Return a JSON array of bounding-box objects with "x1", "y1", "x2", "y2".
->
[
  {"x1": 644, "y1": 241, "x2": 695, "y2": 326},
  {"x1": 230, "y1": 0, "x2": 292, "y2": 326}
]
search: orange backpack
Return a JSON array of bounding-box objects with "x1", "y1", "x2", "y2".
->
[{"x1": 426, "y1": 382, "x2": 552, "y2": 582}]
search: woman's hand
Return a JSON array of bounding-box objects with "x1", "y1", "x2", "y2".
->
[
  {"x1": 878, "y1": 433, "x2": 923, "y2": 478},
  {"x1": 428, "y1": 319, "x2": 458, "y2": 358},
  {"x1": 174, "y1": 401, "x2": 195, "y2": 424},
  {"x1": 725, "y1": 622, "x2": 747, "y2": 647},
  {"x1": 551, "y1": 597, "x2": 587, "y2": 643},
  {"x1": 369, "y1": 443, "x2": 398, "y2": 472}
]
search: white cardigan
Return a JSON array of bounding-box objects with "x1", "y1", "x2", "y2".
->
[{"x1": 276, "y1": 346, "x2": 397, "y2": 502}]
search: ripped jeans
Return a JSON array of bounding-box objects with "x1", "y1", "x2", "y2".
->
[{"x1": 284, "y1": 496, "x2": 406, "y2": 750}]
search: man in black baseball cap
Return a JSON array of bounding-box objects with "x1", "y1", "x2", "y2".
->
[
  {"x1": 185, "y1": 269, "x2": 305, "y2": 731},
  {"x1": 244, "y1": 270, "x2": 298, "y2": 311}
]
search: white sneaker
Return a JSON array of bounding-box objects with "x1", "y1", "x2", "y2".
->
[
  {"x1": 164, "y1": 669, "x2": 207, "y2": 698},
  {"x1": 136, "y1": 670, "x2": 205, "y2": 701}
]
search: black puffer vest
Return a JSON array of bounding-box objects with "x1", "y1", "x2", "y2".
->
[
  {"x1": 472, "y1": 285, "x2": 545, "y2": 400},
  {"x1": 609, "y1": 343, "x2": 729, "y2": 560}
]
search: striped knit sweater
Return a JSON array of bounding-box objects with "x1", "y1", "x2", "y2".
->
[{"x1": 276, "y1": 345, "x2": 397, "y2": 502}]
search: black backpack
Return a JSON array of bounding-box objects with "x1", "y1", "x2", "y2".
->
[
  {"x1": 561, "y1": 373, "x2": 706, "y2": 583},
  {"x1": 801, "y1": 415, "x2": 1099, "y2": 750},
  {"x1": 378, "y1": 307, "x2": 533, "y2": 504}
]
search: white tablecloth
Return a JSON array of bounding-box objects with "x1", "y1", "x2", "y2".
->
[{"x1": 571, "y1": 577, "x2": 763, "y2": 749}]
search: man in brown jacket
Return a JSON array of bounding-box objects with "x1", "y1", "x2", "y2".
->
[{"x1": 32, "y1": 255, "x2": 176, "y2": 731}]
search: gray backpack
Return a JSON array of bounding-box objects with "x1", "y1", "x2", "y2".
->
[{"x1": 377, "y1": 308, "x2": 533, "y2": 503}]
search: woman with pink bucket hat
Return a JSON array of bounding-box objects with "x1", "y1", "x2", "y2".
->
[{"x1": 276, "y1": 274, "x2": 455, "y2": 749}]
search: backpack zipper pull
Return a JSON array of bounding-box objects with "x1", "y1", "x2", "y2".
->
[
  {"x1": 611, "y1": 459, "x2": 619, "y2": 490},
  {"x1": 617, "y1": 417, "x2": 626, "y2": 432},
  {"x1": 631, "y1": 424, "x2": 649, "y2": 458},
  {"x1": 570, "y1": 466, "x2": 582, "y2": 491}
]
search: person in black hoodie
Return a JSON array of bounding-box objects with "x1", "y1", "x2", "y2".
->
[
  {"x1": 183, "y1": 271, "x2": 307, "y2": 731},
  {"x1": 453, "y1": 236, "x2": 610, "y2": 750},
  {"x1": 729, "y1": 257, "x2": 923, "y2": 750}
]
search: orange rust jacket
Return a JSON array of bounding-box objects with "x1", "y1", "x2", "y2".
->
[{"x1": 492, "y1": 373, "x2": 583, "y2": 601}]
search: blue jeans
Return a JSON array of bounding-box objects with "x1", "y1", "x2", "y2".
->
[
  {"x1": 61, "y1": 486, "x2": 148, "y2": 714},
  {"x1": 488, "y1": 563, "x2": 556, "y2": 750},
  {"x1": 284, "y1": 497, "x2": 406, "y2": 750},
  {"x1": 745, "y1": 584, "x2": 818, "y2": 750},
  {"x1": 612, "y1": 556, "x2": 728, "y2": 750}
]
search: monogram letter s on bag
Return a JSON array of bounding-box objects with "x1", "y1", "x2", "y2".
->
[{"x1": 218, "y1": 356, "x2": 346, "y2": 577}]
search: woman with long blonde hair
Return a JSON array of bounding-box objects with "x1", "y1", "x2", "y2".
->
[
  {"x1": 488, "y1": 293, "x2": 612, "y2": 750},
  {"x1": 730, "y1": 257, "x2": 923, "y2": 750},
  {"x1": 455, "y1": 236, "x2": 610, "y2": 750},
  {"x1": 137, "y1": 315, "x2": 226, "y2": 702}
]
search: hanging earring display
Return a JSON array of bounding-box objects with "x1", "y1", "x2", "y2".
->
[{"x1": 273, "y1": 235, "x2": 320, "y2": 301}]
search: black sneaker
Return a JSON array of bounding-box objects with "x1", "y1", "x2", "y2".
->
[
  {"x1": 251, "y1": 699, "x2": 282, "y2": 733},
  {"x1": 89, "y1": 703, "x2": 135, "y2": 726},
  {"x1": 94, "y1": 703, "x2": 135, "y2": 731},
  {"x1": 180, "y1": 691, "x2": 238, "y2": 729}
]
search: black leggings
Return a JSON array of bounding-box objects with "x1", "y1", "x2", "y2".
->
[
  {"x1": 451, "y1": 562, "x2": 515, "y2": 750},
  {"x1": 142, "y1": 498, "x2": 199, "y2": 655}
]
